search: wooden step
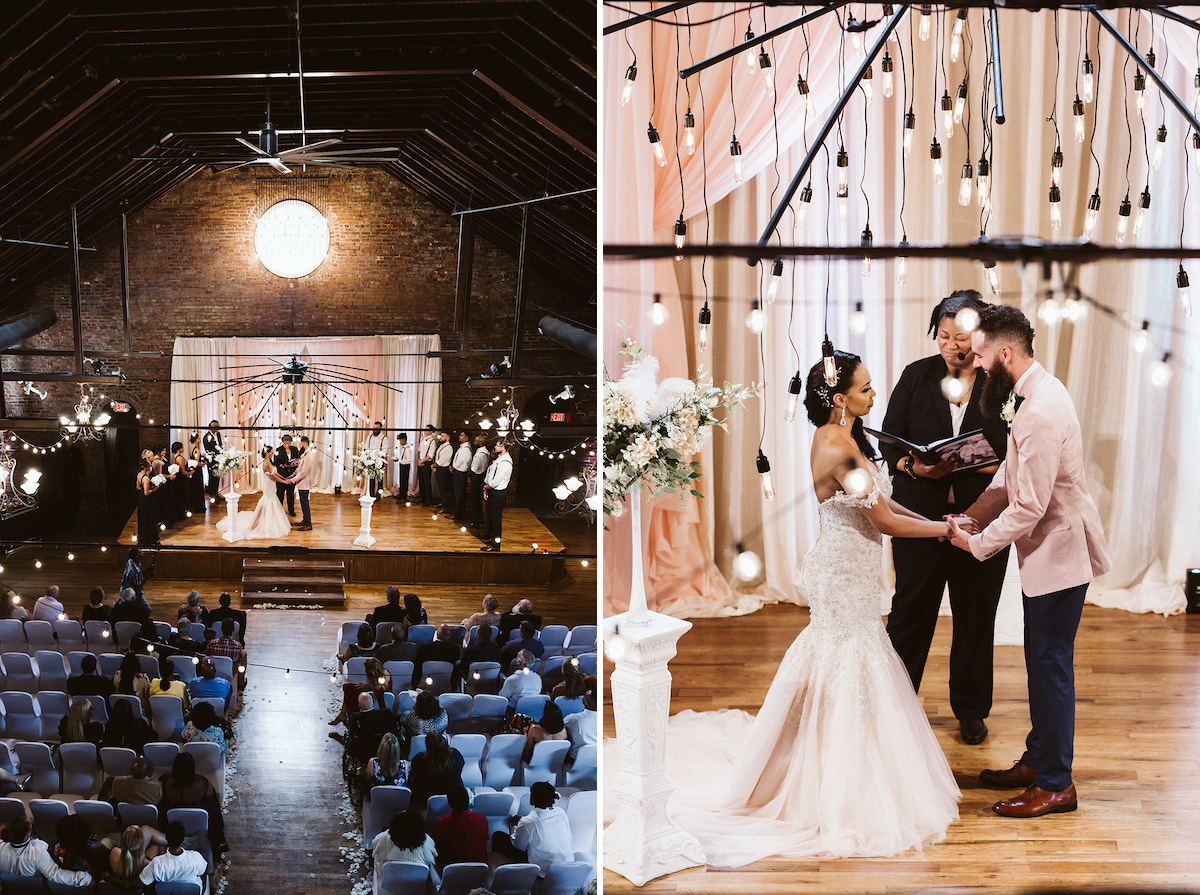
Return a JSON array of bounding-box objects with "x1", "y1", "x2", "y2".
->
[
  {"x1": 242, "y1": 574, "x2": 345, "y2": 589},
  {"x1": 241, "y1": 591, "x2": 346, "y2": 608},
  {"x1": 241, "y1": 558, "x2": 345, "y2": 573}
]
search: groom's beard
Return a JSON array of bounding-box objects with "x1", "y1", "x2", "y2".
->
[{"x1": 977, "y1": 361, "x2": 1015, "y2": 418}]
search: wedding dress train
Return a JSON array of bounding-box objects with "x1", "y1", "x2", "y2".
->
[
  {"x1": 216, "y1": 489, "x2": 291, "y2": 541},
  {"x1": 641, "y1": 470, "x2": 960, "y2": 868}
]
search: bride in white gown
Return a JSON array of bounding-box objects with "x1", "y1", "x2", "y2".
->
[
  {"x1": 216, "y1": 447, "x2": 292, "y2": 541},
  {"x1": 656, "y1": 351, "x2": 962, "y2": 868}
]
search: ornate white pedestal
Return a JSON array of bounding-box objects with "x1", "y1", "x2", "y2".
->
[
  {"x1": 353, "y1": 493, "x2": 377, "y2": 547},
  {"x1": 603, "y1": 609, "x2": 706, "y2": 886},
  {"x1": 221, "y1": 491, "x2": 242, "y2": 543}
]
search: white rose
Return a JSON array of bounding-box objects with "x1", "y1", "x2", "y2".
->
[{"x1": 167, "y1": 464, "x2": 180, "y2": 475}]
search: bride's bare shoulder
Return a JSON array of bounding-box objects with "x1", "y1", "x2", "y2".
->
[{"x1": 811, "y1": 431, "x2": 860, "y2": 499}]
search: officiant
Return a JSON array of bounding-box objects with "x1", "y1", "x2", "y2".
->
[
  {"x1": 881, "y1": 290, "x2": 1010, "y2": 748},
  {"x1": 274, "y1": 434, "x2": 301, "y2": 517}
]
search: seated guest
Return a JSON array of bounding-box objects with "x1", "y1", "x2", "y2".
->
[
  {"x1": 0, "y1": 812, "x2": 92, "y2": 887},
  {"x1": 105, "y1": 824, "x2": 166, "y2": 890},
  {"x1": 549, "y1": 659, "x2": 596, "y2": 701},
  {"x1": 432, "y1": 786, "x2": 487, "y2": 867},
  {"x1": 32, "y1": 585, "x2": 66, "y2": 623},
  {"x1": 500, "y1": 621, "x2": 545, "y2": 672},
  {"x1": 563, "y1": 691, "x2": 597, "y2": 763},
  {"x1": 81, "y1": 586, "x2": 112, "y2": 624},
  {"x1": 113, "y1": 651, "x2": 151, "y2": 715},
  {"x1": 103, "y1": 699, "x2": 155, "y2": 754},
  {"x1": 331, "y1": 658, "x2": 391, "y2": 726},
  {"x1": 112, "y1": 587, "x2": 152, "y2": 625},
  {"x1": 407, "y1": 731, "x2": 464, "y2": 809},
  {"x1": 177, "y1": 590, "x2": 207, "y2": 624},
  {"x1": 149, "y1": 664, "x2": 191, "y2": 714},
  {"x1": 342, "y1": 692, "x2": 399, "y2": 758},
  {"x1": 499, "y1": 651, "x2": 542, "y2": 708},
  {"x1": 59, "y1": 699, "x2": 104, "y2": 746},
  {"x1": 204, "y1": 592, "x2": 247, "y2": 644},
  {"x1": 402, "y1": 592, "x2": 428, "y2": 632},
  {"x1": 366, "y1": 585, "x2": 409, "y2": 628},
  {"x1": 509, "y1": 782, "x2": 573, "y2": 877},
  {"x1": 187, "y1": 658, "x2": 232, "y2": 711},
  {"x1": 455, "y1": 623, "x2": 502, "y2": 688},
  {"x1": 68, "y1": 654, "x2": 115, "y2": 698},
  {"x1": 206, "y1": 618, "x2": 247, "y2": 688},
  {"x1": 522, "y1": 702, "x2": 568, "y2": 762},
  {"x1": 497, "y1": 598, "x2": 542, "y2": 640},
  {"x1": 377, "y1": 624, "x2": 418, "y2": 664},
  {"x1": 366, "y1": 732, "x2": 408, "y2": 788},
  {"x1": 369, "y1": 811, "x2": 440, "y2": 894},
  {"x1": 137, "y1": 821, "x2": 207, "y2": 890},
  {"x1": 414, "y1": 625, "x2": 460, "y2": 684},
  {"x1": 182, "y1": 701, "x2": 227, "y2": 758},
  {"x1": 51, "y1": 813, "x2": 103, "y2": 876},
  {"x1": 340, "y1": 623, "x2": 377, "y2": 665},
  {"x1": 460, "y1": 593, "x2": 502, "y2": 630},
  {"x1": 158, "y1": 754, "x2": 227, "y2": 860},
  {"x1": 110, "y1": 758, "x2": 163, "y2": 806},
  {"x1": 399, "y1": 691, "x2": 449, "y2": 750},
  {"x1": 168, "y1": 618, "x2": 200, "y2": 652}
]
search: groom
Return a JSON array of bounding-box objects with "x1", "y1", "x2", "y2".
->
[
  {"x1": 286, "y1": 436, "x2": 314, "y2": 531},
  {"x1": 947, "y1": 304, "x2": 1110, "y2": 818}
]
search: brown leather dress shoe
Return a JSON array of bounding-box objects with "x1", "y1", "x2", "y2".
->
[
  {"x1": 993, "y1": 784, "x2": 1077, "y2": 817},
  {"x1": 979, "y1": 760, "x2": 1038, "y2": 789}
]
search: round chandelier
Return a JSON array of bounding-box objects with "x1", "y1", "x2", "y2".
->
[{"x1": 254, "y1": 199, "x2": 330, "y2": 278}]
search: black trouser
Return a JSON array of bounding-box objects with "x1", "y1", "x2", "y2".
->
[
  {"x1": 453, "y1": 470, "x2": 469, "y2": 518},
  {"x1": 205, "y1": 463, "x2": 221, "y2": 498},
  {"x1": 470, "y1": 473, "x2": 485, "y2": 525},
  {"x1": 886, "y1": 535, "x2": 1009, "y2": 722},
  {"x1": 417, "y1": 463, "x2": 433, "y2": 505},
  {"x1": 483, "y1": 487, "x2": 507, "y2": 543},
  {"x1": 276, "y1": 480, "x2": 296, "y2": 514},
  {"x1": 367, "y1": 477, "x2": 380, "y2": 498},
  {"x1": 397, "y1": 464, "x2": 410, "y2": 499},
  {"x1": 434, "y1": 465, "x2": 450, "y2": 508}
]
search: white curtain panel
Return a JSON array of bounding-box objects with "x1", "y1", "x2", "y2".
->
[
  {"x1": 170, "y1": 334, "x2": 441, "y2": 496},
  {"x1": 605, "y1": 5, "x2": 1199, "y2": 616}
]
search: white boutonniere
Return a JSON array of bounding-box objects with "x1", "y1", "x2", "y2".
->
[{"x1": 1000, "y1": 392, "x2": 1025, "y2": 424}]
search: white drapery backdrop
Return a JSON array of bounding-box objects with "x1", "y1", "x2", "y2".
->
[
  {"x1": 605, "y1": 5, "x2": 1200, "y2": 618},
  {"x1": 170, "y1": 335, "x2": 441, "y2": 496}
]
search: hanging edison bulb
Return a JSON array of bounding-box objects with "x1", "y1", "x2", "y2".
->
[
  {"x1": 620, "y1": 63, "x2": 637, "y2": 107},
  {"x1": 860, "y1": 227, "x2": 873, "y2": 278},
  {"x1": 1082, "y1": 56, "x2": 1095, "y2": 103},
  {"x1": 1132, "y1": 319, "x2": 1150, "y2": 353},
  {"x1": 730, "y1": 136, "x2": 743, "y2": 183},
  {"x1": 785, "y1": 372, "x2": 803, "y2": 422},
  {"x1": 1150, "y1": 352, "x2": 1173, "y2": 387},
  {"x1": 697, "y1": 302, "x2": 712, "y2": 352},
  {"x1": 984, "y1": 259, "x2": 1000, "y2": 295},
  {"x1": 977, "y1": 156, "x2": 991, "y2": 208},
  {"x1": 684, "y1": 109, "x2": 697, "y2": 156},
  {"x1": 1152, "y1": 125, "x2": 1167, "y2": 169},
  {"x1": 836, "y1": 146, "x2": 849, "y2": 192},
  {"x1": 1083, "y1": 188, "x2": 1101, "y2": 240},
  {"x1": 860, "y1": 65, "x2": 874, "y2": 105},
  {"x1": 1048, "y1": 185, "x2": 1063, "y2": 231},
  {"x1": 1050, "y1": 147, "x2": 1064, "y2": 187},
  {"x1": 766, "y1": 258, "x2": 785, "y2": 303},
  {"x1": 903, "y1": 109, "x2": 917, "y2": 156},
  {"x1": 896, "y1": 238, "x2": 909, "y2": 287},
  {"x1": 757, "y1": 450, "x2": 775, "y2": 501},
  {"x1": 1134, "y1": 70, "x2": 1147, "y2": 115},
  {"x1": 1177, "y1": 266, "x2": 1192, "y2": 318},
  {"x1": 743, "y1": 27, "x2": 757, "y2": 72},
  {"x1": 919, "y1": 8, "x2": 931, "y2": 40},
  {"x1": 1133, "y1": 186, "x2": 1151, "y2": 239},
  {"x1": 954, "y1": 81, "x2": 968, "y2": 124},
  {"x1": 822, "y1": 336, "x2": 837, "y2": 386},
  {"x1": 794, "y1": 183, "x2": 813, "y2": 237},
  {"x1": 758, "y1": 49, "x2": 775, "y2": 96},
  {"x1": 649, "y1": 293, "x2": 668, "y2": 327},
  {"x1": 941, "y1": 90, "x2": 954, "y2": 138},
  {"x1": 647, "y1": 123, "x2": 666, "y2": 167},
  {"x1": 746, "y1": 299, "x2": 766, "y2": 333},
  {"x1": 959, "y1": 161, "x2": 974, "y2": 206},
  {"x1": 930, "y1": 139, "x2": 944, "y2": 185},
  {"x1": 951, "y1": 9, "x2": 967, "y2": 61},
  {"x1": 673, "y1": 215, "x2": 687, "y2": 262},
  {"x1": 881, "y1": 52, "x2": 894, "y2": 98},
  {"x1": 850, "y1": 301, "x2": 868, "y2": 333},
  {"x1": 1116, "y1": 193, "x2": 1132, "y2": 243},
  {"x1": 797, "y1": 75, "x2": 813, "y2": 114},
  {"x1": 1073, "y1": 96, "x2": 1086, "y2": 143}
]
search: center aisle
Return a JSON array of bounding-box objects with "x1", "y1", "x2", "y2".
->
[{"x1": 220, "y1": 608, "x2": 357, "y2": 893}]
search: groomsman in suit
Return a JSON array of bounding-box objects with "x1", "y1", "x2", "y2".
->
[
  {"x1": 469, "y1": 435, "x2": 490, "y2": 527},
  {"x1": 274, "y1": 435, "x2": 300, "y2": 516},
  {"x1": 202, "y1": 420, "x2": 223, "y2": 498},
  {"x1": 417, "y1": 424, "x2": 436, "y2": 506},
  {"x1": 451, "y1": 432, "x2": 472, "y2": 520},
  {"x1": 363, "y1": 421, "x2": 387, "y2": 498},
  {"x1": 394, "y1": 433, "x2": 412, "y2": 501},
  {"x1": 480, "y1": 441, "x2": 512, "y2": 551},
  {"x1": 433, "y1": 432, "x2": 453, "y2": 511},
  {"x1": 948, "y1": 304, "x2": 1111, "y2": 819},
  {"x1": 286, "y1": 436, "x2": 315, "y2": 531}
]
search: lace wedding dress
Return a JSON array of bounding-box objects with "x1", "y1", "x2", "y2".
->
[
  {"x1": 653, "y1": 469, "x2": 960, "y2": 867},
  {"x1": 215, "y1": 462, "x2": 291, "y2": 541}
]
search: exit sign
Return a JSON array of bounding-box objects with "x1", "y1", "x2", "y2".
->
[{"x1": 550, "y1": 412, "x2": 570, "y2": 422}]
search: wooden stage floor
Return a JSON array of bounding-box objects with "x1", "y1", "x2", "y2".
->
[
  {"x1": 603, "y1": 602, "x2": 1200, "y2": 894},
  {"x1": 119, "y1": 490, "x2": 567, "y2": 554}
]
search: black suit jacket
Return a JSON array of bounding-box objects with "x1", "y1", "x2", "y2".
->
[
  {"x1": 497, "y1": 611, "x2": 542, "y2": 640},
  {"x1": 879, "y1": 354, "x2": 1009, "y2": 520},
  {"x1": 205, "y1": 606, "x2": 248, "y2": 643},
  {"x1": 202, "y1": 431, "x2": 223, "y2": 458},
  {"x1": 274, "y1": 445, "x2": 300, "y2": 479},
  {"x1": 413, "y1": 640, "x2": 460, "y2": 680},
  {"x1": 366, "y1": 604, "x2": 409, "y2": 628}
]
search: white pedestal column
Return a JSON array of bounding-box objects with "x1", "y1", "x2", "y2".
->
[
  {"x1": 603, "y1": 610, "x2": 706, "y2": 886},
  {"x1": 222, "y1": 491, "x2": 242, "y2": 543},
  {"x1": 353, "y1": 493, "x2": 377, "y2": 547}
]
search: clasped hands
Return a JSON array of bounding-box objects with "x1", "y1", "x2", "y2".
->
[{"x1": 941, "y1": 513, "x2": 979, "y2": 551}]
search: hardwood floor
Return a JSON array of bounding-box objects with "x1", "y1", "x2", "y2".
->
[
  {"x1": 0, "y1": 545, "x2": 596, "y2": 894},
  {"x1": 602, "y1": 602, "x2": 1200, "y2": 894}
]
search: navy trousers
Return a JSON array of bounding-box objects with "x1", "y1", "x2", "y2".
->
[{"x1": 1020, "y1": 582, "x2": 1088, "y2": 792}]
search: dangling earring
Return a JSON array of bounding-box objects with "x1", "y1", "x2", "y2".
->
[{"x1": 839, "y1": 406, "x2": 847, "y2": 426}]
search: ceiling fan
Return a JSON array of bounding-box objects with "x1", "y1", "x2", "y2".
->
[{"x1": 135, "y1": 0, "x2": 398, "y2": 174}]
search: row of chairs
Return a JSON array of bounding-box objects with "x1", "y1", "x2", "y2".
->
[
  {"x1": 344, "y1": 654, "x2": 596, "y2": 701},
  {"x1": 377, "y1": 859, "x2": 592, "y2": 895},
  {"x1": 398, "y1": 732, "x2": 593, "y2": 793},
  {"x1": 0, "y1": 618, "x2": 242, "y2": 657},
  {"x1": 0, "y1": 652, "x2": 239, "y2": 695},
  {"x1": 337, "y1": 622, "x2": 598, "y2": 659},
  {"x1": 0, "y1": 690, "x2": 227, "y2": 745},
  {"x1": 346, "y1": 690, "x2": 590, "y2": 736},
  {"x1": 0, "y1": 739, "x2": 224, "y2": 802}
]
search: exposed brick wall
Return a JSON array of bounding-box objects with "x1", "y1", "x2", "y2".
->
[{"x1": 3, "y1": 168, "x2": 594, "y2": 513}]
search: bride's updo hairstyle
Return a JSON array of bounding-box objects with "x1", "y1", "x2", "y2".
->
[
  {"x1": 262, "y1": 445, "x2": 273, "y2": 459},
  {"x1": 804, "y1": 350, "x2": 878, "y2": 460}
]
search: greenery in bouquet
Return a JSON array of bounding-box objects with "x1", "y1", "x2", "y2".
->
[
  {"x1": 353, "y1": 447, "x2": 388, "y2": 481},
  {"x1": 212, "y1": 445, "x2": 250, "y2": 478},
  {"x1": 603, "y1": 334, "x2": 759, "y2": 517}
]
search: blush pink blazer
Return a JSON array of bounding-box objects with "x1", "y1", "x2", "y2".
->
[
  {"x1": 965, "y1": 362, "x2": 1111, "y2": 598},
  {"x1": 292, "y1": 449, "x2": 314, "y2": 490}
]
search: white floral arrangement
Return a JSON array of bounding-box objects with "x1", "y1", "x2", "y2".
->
[
  {"x1": 603, "y1": 335, "x2": 759, "y2": 517},
  {"x1": 151, "y1": 474, "x2": 167, "y2": 487},
  {"x1": 211, "y1": 445, "x2": 250, "y2": 478},
  {"x1": 167, "y1": 464, "x2": 180, "y2": 475},
  {"x1": 186, "y1": 459, "x2": 198, "y2": 469},
  {"x1": 352, "y1": 447, "x2": 388, "y2": 481}
]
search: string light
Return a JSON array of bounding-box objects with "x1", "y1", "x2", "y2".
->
[
  {"x1": 1063, "y1": 295, "x2": 1088, "y2": 323},
  {"x1": 797, "y1": 75, "x2": 812, "y2": 113},
  {"x1": 984, "y1": 259, "x2": 1001, "y2": 295},
  {"x1": 1082, "y1": 55, "x2": 1095, "y2": 103},
  {"x1": 860, "y1": 228, "x2": 873, "y2": 278},
  {"x1": 758, "y1": 48, "x2": 775, "y2": 96},
  {"x1": 1116, "y1": 193, "x2": 1132, "y2": 243},
  {"x1": 977, "y1": 156, "x2": 991, "y2": 207},
  {"x1": 881, "y1": 52, "x2": 894, "y2": 98},
  {"x1": 646, "y1": 123, "x2": 666, "y2": 167},
  {"x1": 860, "y1": 65, "x2": 873, "y2": 105},
  {"x1": 1152, "y1": 125, "x2": 1167, "y2": 170},
  {"x1": 1050, "y1": 147, "x2": 1064, "y2": 187},
  {"x1": 1073, "y1": 96, "x2": 1086, "y2": 143},
  {"x1": 1083, "y1": 189, "x2": 1101, "y2": 240},
  {"x1": 730, "y1": 136, "x2": 743, "y2": 184},
  {"x1": 743, "y1": 26, "x2": 757, "y2": 72},
  {"x1": 766, "y1": 258, "x2": 784, "y2": 303},
  {"x1": 1177, "y1": 266, "x2": 1192, "y2": 318},
  {"x1": 836, "y1": 146, "x2": 849, "y2": 193},
  {"x1": 1133, "y1": 186, "x2": 1151, "y2": 240},
  {"x1": 620, "y1": 63, "x2": 637, "y2": 107},
  {"x1": 903, "y1": 109, "x2": 916, "y2": 156},
  {"x1": 1134, "y1": 69, "x2": 1147, "y2": 116},
  {"x1": 674, "y1": 216, "x2": 687, "y2": 261},
  {"x1": 951, "y1": 9, "x2": 968, "y2": 61},
  {"x1": 794, "y1": 183, "x2": 813, "y2": 235},
  {"x1": 941, "y1": 90, "x2": 954, "y2": 138},
  {"x1": 896, "y1": 238, "x2": 908, "y2": 287},
  {"x1": 959, "y1": 162, "x2": 974, "y2": 206},
  {"x1": 784, "y1": 372, "x2": 803, "y2": 423},
  {"x1": 756, "y1": 450, "x2": 775, "y2": 501},
  {"x1": 1049, "y1": 185, "x2": 1063, "y2": 230},
  {"x1": 843, "y1": 462, "x2": 872, "y2": 498},
  {"x1": 683, "y1": 109, "x2": 696, "y2": 156},
  {"x1": 956, "y1": 305, "x2": 980, "y2": 332},
  {"x1": 745, "y1": 299, "x2": 765, "y2": 333},
  {"x1": 1150, "y1": 352, "x2": 1172, "y2": 387},
  {"x1": 941, "y1": 373, "x2": 968, "y2": 402},
  {"x1": 732, "y1": 542, "x2": 762, "y2": 581},
  {"x1": 919, "y1": 8, "x2": 931, "y2": 41},
  {"x1": 1132, "y1": 319, "x2": 1150, "y2": 353},
  {"x1": 821, "y1": 336, "x2": 837, "y2": 387},
  {"x1": 930, "y1": 139, "x2": 944, "y2": 185},
  {"x1": 697, "y1": 302, "x2": 711, "y2": 352},
  {"x1": 649, "y1": 293, "x2": 668, "y2": 327},
  {"x1": 849, "y1": 301, "x2": 868, "y2": 333},
  {"x1": 1038, "y1": 296, "x2": 1064, "y2": 327},
  {"x1": 954, "y1": 81, "x2": 968, "y2": 124}
]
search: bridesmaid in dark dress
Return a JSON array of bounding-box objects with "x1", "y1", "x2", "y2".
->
[
  {"x1": 172, "y1": 441, "x2": 195, "y2": 520},
  {"x1": 158, "y1": 445, "x2": 179, "y2": 528},
  {"x1": 188, "y1": 431, "x2": 208, "y2": 514},
  {"x1": 136, "y1": 457, "x2": 160, "y2": 548}
]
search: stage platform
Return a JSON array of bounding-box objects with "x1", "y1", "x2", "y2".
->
[{"x1": 118, "y1": 490, "x2": 579, "y2": 587}]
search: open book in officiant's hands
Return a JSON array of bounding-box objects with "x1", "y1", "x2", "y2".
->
[{"x1": 864, "y1": 426, "x2": 1000, "y2": 473}]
